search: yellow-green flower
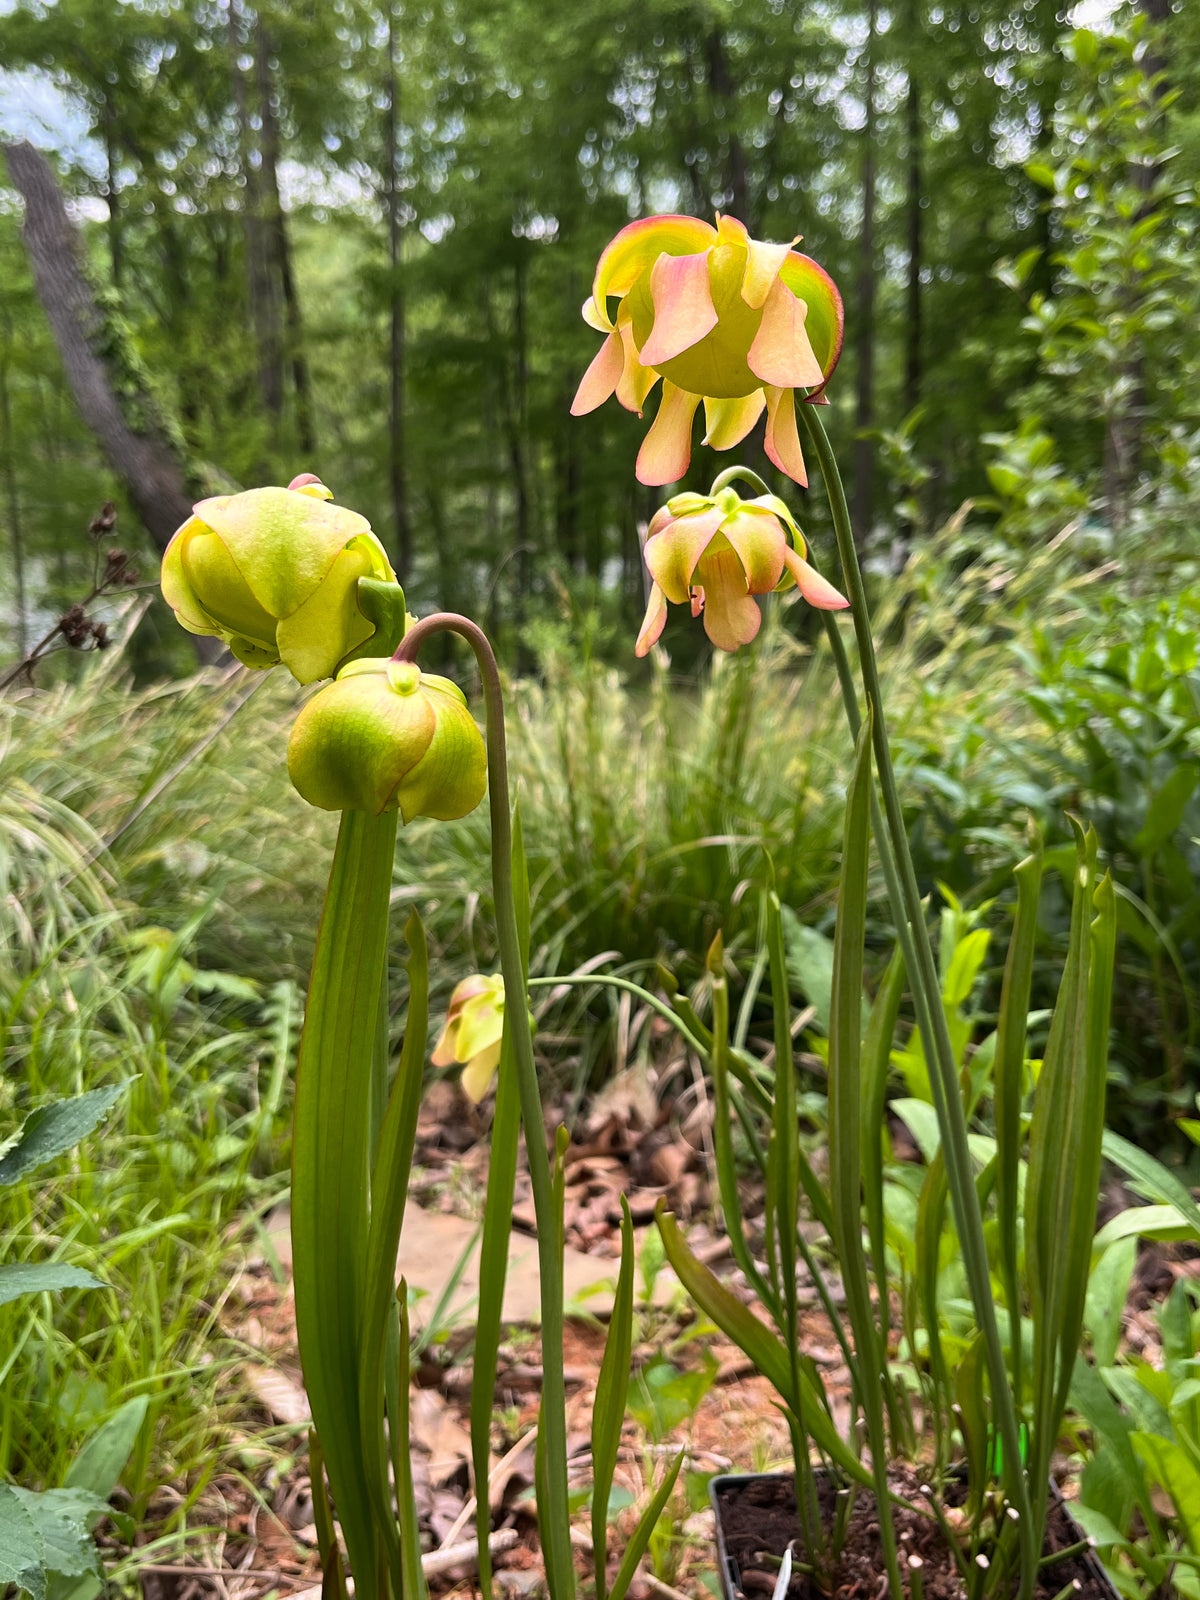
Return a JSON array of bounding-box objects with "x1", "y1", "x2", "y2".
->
[
  {"x1": 161, "y1": 480, "x2": 396, "y2": 682},
  {"x1": 571, "y1": 213, "x2": 843, "y2": 487},
  {"x1": 637, "y1": 486, "x2": 848, "y2": 656},
  {"x1": 431, "y1": 974, "x2": 507, "y2": 1103},
  {"x1": 286, "y1": 658, "x2": 487, "y2": 820}
]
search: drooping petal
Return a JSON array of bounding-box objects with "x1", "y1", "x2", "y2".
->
[
  {"x1": 571, "y1": 331, "x2": 624, "y2": 416},
  {"x1": 582, "y1": 297, "x2": 612, "y2": 333},
  {"x1": 720, "y1": 509, "x2": 788, "y2": 595},
  {"x1": 461, "y1": 1038, "x2": 503, "y2": 1104},
  {"x1": 615, "y1": 307, "x2": 658, "y2": 415},
  {"x1": 747, "y1": 278, "x2": 826, "y2": 390},
  {"x1": 741, "y1": 237, "x2": 798, "y2": 309},
  {"x1": 781, "y1": 546, "x2": 850, "y2": 609},
  {"x1": 747, "y1": 492, "x2": 804, "y2": 542},
  {"x1": 644, "y1": 506, "x2": 726, "y2": 603},
  {"x1": 690, "y1": 588, "x2": 705, "y2": 618},
  {"x1": 638, "y1": 250, "x2": 719, "y2": 368},
  {"x1": 763, "y1": 385, "x2": 808, "y2": 486},
  {"x1": 695, "y1": 546, "x2": 763, "y2": 653},
  {"x1": 702, "y1": 391, "x2": 766, "y2": 450},
  {"x1": 635, "y1": 584, "x2": 668, "y2": 657},
  {"x1": 591, "y1": 215, "x2": 717, "y2": 324},
  {"x1": 778, "y1": 252, "x2": 845, "y2": 398},
  {"x1": 636, "y1": 382, "x2": 700, "y2": 486}
]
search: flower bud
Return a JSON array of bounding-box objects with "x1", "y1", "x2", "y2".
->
[
  {"x1": 287, "y1": 658, "x2": 487, "y2": 821},
  {"x1": 160, "y1": 483, "x2": 397, "y2": 683}
]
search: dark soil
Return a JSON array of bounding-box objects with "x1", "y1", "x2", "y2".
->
[{"x1": 713, "y1": 1471, "x2": 1110, "y2": 1600}]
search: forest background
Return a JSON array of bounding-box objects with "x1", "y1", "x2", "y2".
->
[{"x1": 2, "y1": 0, "x2": 1200, "y2": 1146}]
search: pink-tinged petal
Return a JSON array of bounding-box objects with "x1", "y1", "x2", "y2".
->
[
  {"x1": 571, "y1": 332, "x2": 624, "y2": 415},
  {"x1": 721, "y1": 509, "x2": 788, "y2": 595},
  {"x1": 747, "y1": 278, "x2": 825, "y2": 389},
  {"x1": 636, "y1": 382, "x2": 700, "y2": 486},
  {"x1": 615, "y1": 309, "x2": 658, "y2": 415},
  {"x1": 702, "y1": 391, "x2": 766, "y2": 450},
  {"x1": 741, "y1": 237, "x2": 798, "y2": 309},
  {"x1": 647, "y1": 503, "x2": 676, "y2": 540},
  {"x1": 690, "y1": 587, "x2": 705, "y2": 617},
  {"x1": 781, "y1": 546, "x2": 849, "y2": 609},
  {"x1": 779, "y1": 252, "x2": 845, "y2": 397},
  {"x1": 635, "y1": 584, "x2": 668, "y2": 657},
  {"x1": 764, "y1": 386, "x2": 808, "y2": 486},
  {"x1": 638, "y1": 251, "x2": 719, "y2": 368},
  {"x1": 591, "y1": 215, "x2": 717, "y2": 323},
  {"x1": 644, "y1": 506, "x2": 726, "y2": 603},
  {"x1": 696, "y1": 547, "x2": 763, "y2": 653},
  {"x1": 714, "y1": 213, "x2": 749, "y2": 249},
  {"x1": 747, "y1": 492, "x2": 804, "y2": 542}
]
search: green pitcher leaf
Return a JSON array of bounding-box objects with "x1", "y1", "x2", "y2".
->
[{"x1": 592, "y1": 1196, "x2": 635, "y2": 1600}]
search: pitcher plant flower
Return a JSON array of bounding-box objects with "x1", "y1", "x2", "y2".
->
[
  {"x1": 636, "y1": 484, "x2": 848, "y2": 656},
  {"x1": 431, "y1": 973, "x2": 507, "y2": 1102},
  {"x1": 161, "y1": 478, "x2": 397, "y2": 682},
  {"x1": 287, "y1": 657, "x2": 487, "y2": 819},
  {"x1": 571, "y1": 213, "x2": 843, "y2": 487}
]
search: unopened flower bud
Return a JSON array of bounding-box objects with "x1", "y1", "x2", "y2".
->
[
  {"x1": 286, "y1": 658, "x2": 487, "y2": 821},
  {"x1": 160, "y1": 484, "x2": 396, "y2": 683}
]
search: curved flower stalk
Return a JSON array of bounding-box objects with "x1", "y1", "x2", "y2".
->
[
  {"x1": 571, "y1": 213, "x2": 843, "y2": 486},
  {"x1": 161, "y1": 476, "x2": 396, "y2": 681},
  {"x1": 636, "y1": 481, "x2": 848, "y2": 656},
  {"x1": 432, "y1": 973, "x2": 506, "y2": 1102}
]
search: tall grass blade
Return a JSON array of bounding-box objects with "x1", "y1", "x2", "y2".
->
[
  {"x1": 828, "y1": 715, "x2": 901, "y2": 1598},
  {"x1": 396, "y1": 1288, "x2": 428, "y2": 1600},
  {"x1": 993, "y1": 832, "x2": 1043, "y2": 1412},
  {"x1": 592, "y1": 1196, "x2": 635, "y2": 1600},
  {"x1": 607, "y1": 1450, "x2": 685, "y2": 1600},
  {"x1": 471, "y1": 809, "x2": 529, "y2": 1600}
]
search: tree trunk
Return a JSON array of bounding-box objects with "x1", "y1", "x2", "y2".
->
[
  {"x1": 229, "y1": 0, "x2": 283, "y2": 429},
  {"x1": 904, "y1": 45, "x2": 923, "y2": 419},
  {"x1": 383, "y1": 4, "x2": 412, "y2": 581},
  {"x1": 706, "y1": 28, "x2": 749, "y2": 223},
  {"x1": 256, "y1": 18, "x2": 315, "y2": 457},
  {"x1": 0, "y1": 323, "x2": 28, "y2": 656},
  {"x1": 2, "y1": 141, "x2": 198, "y2": 554},
  {"x1": 852, "y1": 0, "x2": 877, "y2": 546}
]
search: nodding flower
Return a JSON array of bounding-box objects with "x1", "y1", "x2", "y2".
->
[
  {"x1": 161, "y1": 478, "x2": 396, "y2": 683},
  {"x1": 572, "y1": 213, "x2": 843, "y2": 488},
  {"x1": 431, "y1": 974, "x2": 507, "y2": 1103},
  {"x1": 636, "y1": 485, "x2": 847, "y2": 657}
]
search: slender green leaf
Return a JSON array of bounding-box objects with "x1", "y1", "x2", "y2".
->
[
  {"x1": 862, "y1": 947, "x2": 906, "y2": 1311},
  {"x1": 396, "y1": 1288, "x2": 428, "y2": 1600},
  {"x1": 0, "y1": 1085, "x2": 127, "y2": 1188},
  {"x1": 1132, "y1": 1434, "x2": 1200, "y2": 1549},
  {"x1": 64, "y1": 1397, "x2": 149, "y2": 1501},
  {"x1": 607, "y1": 1452, "x2": 684, "y2": 1600},
  {"x1": 994, "y1": 833, "x2": 1043, "y2": 1411},
  {"x1": 292, "y1": 809, "x2": 397, "y2": 1600},
  {"x1": 0, "y1": 1264, "x2": 102, "y2": 1307},
  {"x1": 655, "y1": 1206, "x2": 871, "y2": 1487},
  {"x1": 592, "y1": 1197, "x2": 635, "y2": 1600},
  {"x1": 359, "y1": 911, "x2": 429, "y2": 1600},
  {"x1": 1085, "y1": 1237, "x2": 1137, "y2": 1371},
  {"x1": 1101, "y1": 1132, "x2": 1200, "y2": 1242}
]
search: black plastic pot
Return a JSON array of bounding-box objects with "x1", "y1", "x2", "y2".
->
[{"x1": 709, "y1": 1471, "x2": 1121, "y2": 1600}]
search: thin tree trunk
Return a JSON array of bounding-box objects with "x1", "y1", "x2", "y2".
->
[
  {"x1": 852, "y1": 0, "x2": 877, "y2": 546},
  {"x1": 904, "y1": 40, "x2": 922, "y2": 419},
  {"x1": 383, "y1": 4, "x2": 412, "y2": 581},
  {"x1": 706, "y1": 27, "x2": 749, "y2": 222},
  {"x1": 230, "y1": 0, "x2": 283, "y2": 427},
  {"x1": 103, "y1": 107, "x2": 122, "y2": 290},
  {"x1": 0, "y1": 327, "x2": 27, "y2": 656},
  {"x1": 256, "y1": 18, "x2": 315, "y2": 457}
]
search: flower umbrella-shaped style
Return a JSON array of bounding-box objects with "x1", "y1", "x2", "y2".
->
[
  {"x1": 571, "y1": 213, "x2": 844, "y2": 487},
  {"x1": 636, "y1": 485, "x2": 848, "y2": 656}
]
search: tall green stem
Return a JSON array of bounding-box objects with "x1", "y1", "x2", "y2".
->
[
  {"x1": 798, "y1": 405, "x2": 1037, "y2": 1598},
  {"x1": 394, "y1": 615, "x2": 575, "y2": 1600}
]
